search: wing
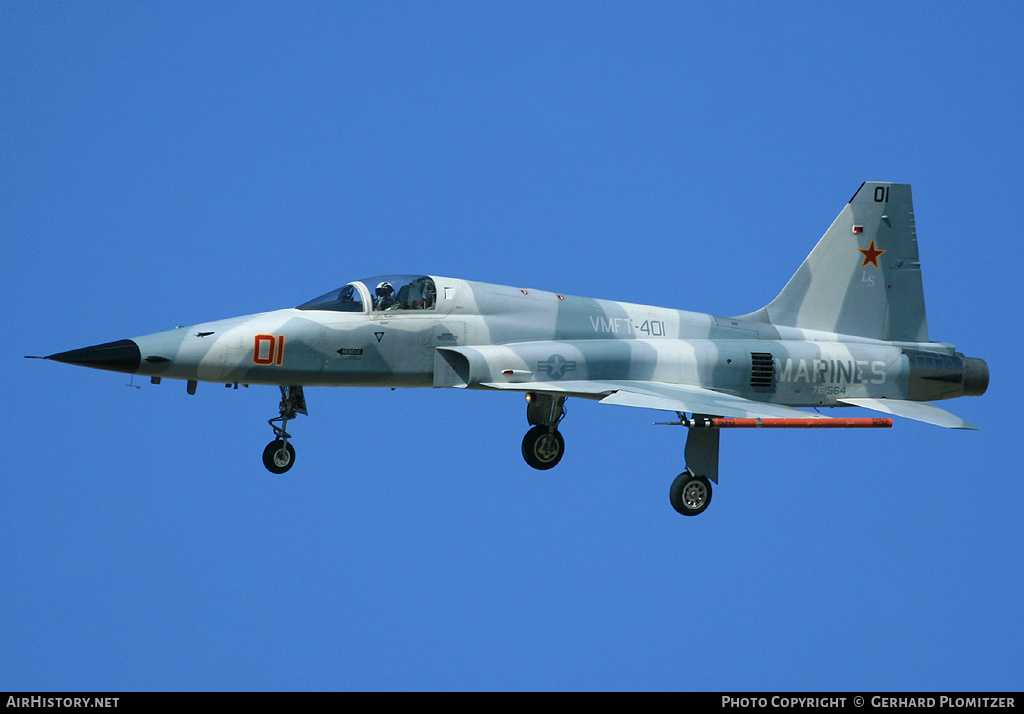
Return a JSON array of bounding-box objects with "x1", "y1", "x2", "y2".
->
[
  {"x1": 480, "y1": 379, "x2": 977, "y2": 428},
  {"x1": 480, "y1": 379, "x2": 831, "y2": 421}
]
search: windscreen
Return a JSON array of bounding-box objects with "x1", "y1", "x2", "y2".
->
[{"x1": 296, "y1": 283, "x2": 364, "y2": 312}]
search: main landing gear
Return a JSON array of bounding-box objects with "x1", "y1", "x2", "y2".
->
[
  {"x1": 516, "y1": 397, "x2": 718, "y2": 516},
  {"x1": 669, "y1": 415, "x2": 719, "y2": 516},
  {"x1": 669, "y1": 471, "x2": 713, "y2": 516},
  {"x1": 662, "y1": 413, "x2": 896, "y2": 515},
  {"x1": 521, "y1": 392, "x2": 566, "y2": 470},
  {"x1": 262, "y1": 385, "x2": 307, "y2": 474}
]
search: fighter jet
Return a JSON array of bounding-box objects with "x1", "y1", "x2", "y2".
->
[{"x1": 33, "y1": 182, "x2": 988, "y2": 515}]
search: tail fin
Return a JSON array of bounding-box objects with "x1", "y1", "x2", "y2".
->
[{"x1": 742, "y1": 182, "x2": 929, "y2": 342}]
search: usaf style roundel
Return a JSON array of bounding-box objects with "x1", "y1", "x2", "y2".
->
[{"x1": 538, "y1": 354, "x2": 576, "y2": 380}]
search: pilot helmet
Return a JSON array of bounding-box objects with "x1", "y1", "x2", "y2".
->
[{"x1": 376, "y1": 281, "x2": 394, "y2": 298}]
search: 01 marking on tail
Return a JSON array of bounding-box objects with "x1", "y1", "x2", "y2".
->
[{"x1": 33, "y1": 183, "x2": 988, "y2": 516}]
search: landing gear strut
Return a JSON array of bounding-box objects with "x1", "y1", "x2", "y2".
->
[
  {"x1": 661, "y1": 412, "x2": 896, "y2": 515},
  {"x1": 671, "y1": 414, "x2": 719, "y2": 516},
  {"x1": 262, "y1": 385, "x2": 306, "y2": 474},
  {"x1": 521, "y1": 392, "x2": 566, "y2": 470}
]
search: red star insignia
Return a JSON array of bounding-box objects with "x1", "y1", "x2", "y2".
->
[{"x1": 858, "y1": 239, "x2": 885, "y2": 269}]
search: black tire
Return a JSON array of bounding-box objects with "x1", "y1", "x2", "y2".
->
[
  {"x1": 521, "y1": 425, "x2": 565, "y2": 470},
  {"x1": 669, "y1": 471, "x2": 712, "y2": 516},
  {"x1": 262, "y1": 440, "x2": 296, "y2": 474}
]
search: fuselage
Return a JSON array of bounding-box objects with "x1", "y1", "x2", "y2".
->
[
  {"x1": 36, "y1": 183, "x2": 993, "y2": 512},
  {"x1": 120, "y1": 275, "x2": 986, "y2": 409}
]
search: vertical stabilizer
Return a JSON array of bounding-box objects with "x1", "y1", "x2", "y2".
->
[{"x1": 744, "y1": 182, "x2": 929, "y2": 342}]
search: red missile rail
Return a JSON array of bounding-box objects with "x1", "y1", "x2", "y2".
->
[{"x1": 659, "y1": 417, "x2": 893, "y2": 429}]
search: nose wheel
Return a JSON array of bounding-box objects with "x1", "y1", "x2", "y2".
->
[
  {"x1": 262, "y1": 385, "x2": 306, "y2": 474},
  {"x1": 263, "y1": 439, "x2": 296, "y2": 474}
]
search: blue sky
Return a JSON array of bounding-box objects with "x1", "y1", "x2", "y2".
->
[{"x1": 3, "y1": 2, "x2": 1021, "y2": 691}]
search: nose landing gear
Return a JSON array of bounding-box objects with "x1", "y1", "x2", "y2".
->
[
  {"x1": 263, "y1": 439, "x2": 296, "y2": 474},
  {"x1": 262, "y1": 385, "x2": 306, "y2": 474}
]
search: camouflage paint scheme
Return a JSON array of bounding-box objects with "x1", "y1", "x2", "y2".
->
[{"x1": 39, "y1": 183, "x2": 988, "y2": 515}]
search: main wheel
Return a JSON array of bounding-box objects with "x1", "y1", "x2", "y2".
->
[
  {"x1": 521, "y1": 425, "x2": 565, "y2": 470},
  {"x1": 669, "y1": 471, "x2": 712, "y2": 516},
  {"x1": 262, "y1": 439, "x2": 296, "y2": 474}
]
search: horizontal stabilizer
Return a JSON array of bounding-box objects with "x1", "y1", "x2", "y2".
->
[{"x1": 838, "y1": 398, "x2": 977, "y2": 430}]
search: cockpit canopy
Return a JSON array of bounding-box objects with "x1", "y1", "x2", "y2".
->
[{"x1": 297, "y1": 275, "x2": 437, "y2": 313}]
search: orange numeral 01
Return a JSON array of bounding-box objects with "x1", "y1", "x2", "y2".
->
[{"x1": 253, "y1": 334, "x2": 285, "y2": 366}]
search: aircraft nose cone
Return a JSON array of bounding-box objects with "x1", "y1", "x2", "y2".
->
[{"x1": 47, "y1": 339, "x2": 141, "y2": 374}]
